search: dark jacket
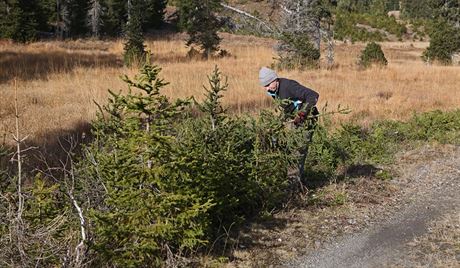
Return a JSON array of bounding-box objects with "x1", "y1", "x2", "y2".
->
[{"x1": 274, "y1": 78, "x2": 319, "y2": 115}]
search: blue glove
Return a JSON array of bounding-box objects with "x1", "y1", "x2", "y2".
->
[{"x1": 293, "y1": 100, "x2": 302, "y2": 110}]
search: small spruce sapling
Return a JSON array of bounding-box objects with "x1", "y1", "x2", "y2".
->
[
  {"x1": 358, "y1": 42, "x2": 388, "y2": 68},
  {"x1": 198, "y1": 65, "x2": 228, "y2": 130}
]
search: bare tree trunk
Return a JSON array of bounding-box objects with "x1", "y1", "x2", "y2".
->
[
  {"x1": 12, "y1": 79, "x2": 26, "y2": 265},
  {"x1": 4, "y1": 0, "x2": 10, "y2": 15},
  {"x1": 56, "y1": 0, "x2": 70, "y2": 40},
  {"x1": 89, "y1": 0, "x2": 102, "y2": 38},
  {"x1": 324, "y1": 23, "x2": 334, "y2": 69},
  {"x1": 280, "y1": 0, "x2": 321, "y2": 44},
  {"x1": 311, "y1": 17, "x2": 321, "y2": 50},
  {"x1": 13, "y1": 79, "x2": 23, "y2": 222}
]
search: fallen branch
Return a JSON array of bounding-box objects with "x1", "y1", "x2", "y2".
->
[{"x1": 220, "y1": 3, "x2": 276, "y2": 33}]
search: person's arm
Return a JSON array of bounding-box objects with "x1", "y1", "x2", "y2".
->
[{"x1": 290, "y1": 81, "x2": 319, "y2": 110}]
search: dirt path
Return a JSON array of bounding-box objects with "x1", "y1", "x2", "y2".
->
[{"x1": 284, "y1": 145, "x2": 460, "y2": 268}]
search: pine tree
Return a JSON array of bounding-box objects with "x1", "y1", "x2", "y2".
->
[
  {"x1": 177, "y1": 0, "x2": 223, "y2": 58},
  {"x1": 67, "y1": 0, "x2": 91, "y2": 37},
  {"x1": 199, "y1": 65, "x2": 228, "y2": 130},
  {"x1": 101, "y1": 0, "x2": 126, "y2": 36},
  {"x1": 80, "y1": 64, "x2": 211, "y2": 266},
  {"x1": 423, "y1": 19, "x2": 460, "y2": 64},
  {"x1": 430, "y1": 0, "x2": 460, "y2": 26},
  {"x1": 337, "y1": 0, "x2": 372, "y2": 12},
  {"x1": 123, "y1": 0, "x2": 146, "y2": 66},
  {"x1": 0, "y1": 0, "x2": 40, "y2": 42},
  {"x1": 143, "y1": 0, "x2": 167, "y2": 29},
  {"x1": 37, "y1": 0, "x2": 55, "y2": 32},
  {"x1": 400, "y1": 0, "x2": 433, "y2": 19}
]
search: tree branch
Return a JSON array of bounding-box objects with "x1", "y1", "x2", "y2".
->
[{"x1": 220, "y1": 3, "x2": 276, "y2": 33}]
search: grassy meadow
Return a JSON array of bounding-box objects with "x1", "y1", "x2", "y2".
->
[{"x1": 1, "y1": 33, "x2": 460, "y2": 146}]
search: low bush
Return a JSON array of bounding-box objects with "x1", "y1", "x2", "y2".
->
[
  {"x1": 78, "y1": 64, "x2": 303, "y2": 266},
  {"x1": 422, "y1": 20, "x2": 460, "y2": 64},
  {"x1": 273, "y1": 32, "x2": 320, "y2": 70},
  {"x1": 3, "y1": 63, "x2": 460, "y2": 266},
  {"x1": 358, "y1": 42, "x2": 388, "y2": 68},
  {"x1": 77, "y1": 63, "x2": 460, "y2": 265},
  {"x1": 334, "y1": 12, "x2": 406, "y2": 42}
]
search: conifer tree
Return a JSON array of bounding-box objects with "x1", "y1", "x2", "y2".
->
[
  {"x1": 177, "y1": 0, "x2": 223, "y2": 58},
  {"x1": 276, "y1": 0, "x2": 335, "y2": 69},
  {"x1": 143, "y1": 0, "x2": 167, "y2": 29},
  {"x1": 0, "y1": 0, "x2": 40, "y2": 42},
  {"x1": 100, "y1": 0, "x2": 125, "y2": 36},
  {"x1": 66, "y1": 0, "x2": 91, "y2": 37},
  {"x1": 80, "y1": 64, "x2": 211, "y2": 266},
  {"x1": 123, "y1": 0, "x2": 146, "y2": 66},
  {"x1": 421, "y1": 1, "x2": 460, "y2": 64},
  {"x1": 400, "y1": 0, "x2": 432, "y2": 18},
  {"x1": 199, "y1": 65, "x2": 228, "y2": 130}
]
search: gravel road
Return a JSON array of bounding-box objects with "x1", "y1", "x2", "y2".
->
[{"x1": 284, "y1": 145, "x2": 460, "y2": 268}]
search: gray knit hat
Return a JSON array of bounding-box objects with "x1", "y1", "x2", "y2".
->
[{"x1": 259, "y1": 67, "x2": 278, "y2": 86}]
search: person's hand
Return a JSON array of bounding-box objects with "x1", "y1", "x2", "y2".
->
[{"x1": 293, "y1": 111, "x2": 307, "y2": 126}]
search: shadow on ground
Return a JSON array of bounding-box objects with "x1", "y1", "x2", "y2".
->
[
  {"x1": 304, "y1": 164, "x2": 383, "y2": 189},
  {"x1": 0, "y1": 120, "x2": 93, "y2": 181},
  {"x1": 0, "y1": 51, "x2": 123, "y2": 84}
]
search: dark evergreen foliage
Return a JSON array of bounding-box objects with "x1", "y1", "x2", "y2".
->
[
  {"x1": 423, "y1": 19, "x2": 460, "y2": 64},
  {"x1": 359, "y1": 42, "x2": 388, "y2": 68},
  {"x1": 67, "y1": 0, "x2": 91, "y2": 37},
  {"x1": 177, "y1": 0, "x2": 223, "y2": 58},
  {"x1": 274, "y1": 32, "x2": 321, "y2": 70},
  {"x1": 143, "y1": 0, "x2": 167, "y2": 29},
  {"x1": 0, "y1": 0, "x2": 40, "y2": 42},
  {"x1": 100, "y1": 0, "x2": 126, "y2": 36},
  {"x1": 400, "y1": 0, "x2": 429, "y2": 18},
  {"x1": 0, "y1": 0, "x2": 168, "y2": 40},
  {"x1": 123, "y1": 0, "x2": 146, "y2": 67}
]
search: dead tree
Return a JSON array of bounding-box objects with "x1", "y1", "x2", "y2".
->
[
  {"x1": 56, "y1": 0, "x2": 70, "y2": 39},
  {"x1": 220, "y1": 3, "x2": 276, "y2": 35},
  {"x1": 278, "y1": 0, "x2": 336, "y2": 69},
  {"x1": 280, "y1": 0, "x2": 321, "y2": 50},
  {"x1": 88, "y1": 0, "x2": 102, "y2": 38}
]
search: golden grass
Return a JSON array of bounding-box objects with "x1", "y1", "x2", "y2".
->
[{"x1": 1, "y1": 33, "x2": 459, "y2": 145}]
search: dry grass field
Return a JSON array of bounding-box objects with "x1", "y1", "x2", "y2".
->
[{"x1": 1, "y1": 33, "x2": 459, "y2": 147}]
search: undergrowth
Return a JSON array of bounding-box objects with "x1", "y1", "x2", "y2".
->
[
  {"x1": 1, "y1": 63, "x2": 460, "y2": 266},
  {"x1": 335, "y1": 12, "x2": 407, "y2": 42}
]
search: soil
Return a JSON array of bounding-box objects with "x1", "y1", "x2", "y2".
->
[{"x1": 226, "y1": 144, "x2": 460, "y2": 267}]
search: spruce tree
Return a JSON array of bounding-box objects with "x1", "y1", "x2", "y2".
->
[
  {"x1": 400, "y1": 0, "x2": 433, "y2": 19},
  {"x1": 423, "y1": 19, "x2": 460, "y2": 64},
  {"x1": 101, "y1": 0, "x2": 127, "y2": 36},
  {"x1": 421, "y1": 1, "x2": 460, "y2": 64},
  {"x1": 177, "y1": 0, "x2": 223, "y2": 58},
  {"x1": 0, "y1": 0, "x2": 40, "y2": 42},
  {"x1": 143, "y1": 0, "x2": 167, "y2": 29},
  {"x1": 80, "y1": 64, "x2": 211, "y2": 266},
  {"x1": 67, "y1": 0, "x2": 91, "y2": 37},
  {"x1": 123, "y1": 0, "x2": 146, "y2": 66}
]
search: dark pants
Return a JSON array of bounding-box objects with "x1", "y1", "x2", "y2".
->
[{"x1": 298, "y1": 107, "x2": 319, "y2": 181}]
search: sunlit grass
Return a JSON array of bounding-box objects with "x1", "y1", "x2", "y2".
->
[{"x1": 1, "y1": 33, "x2": 459, "y2": 144}]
